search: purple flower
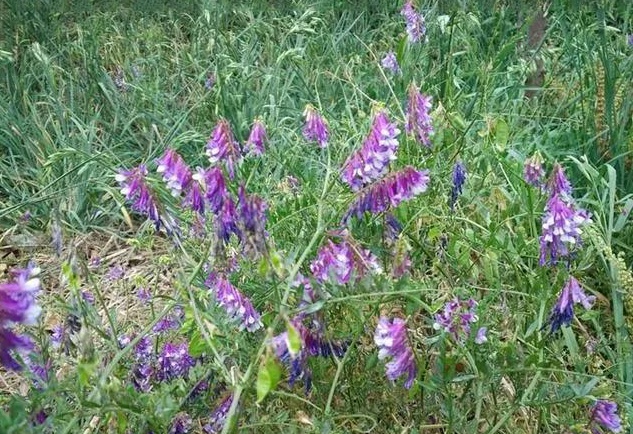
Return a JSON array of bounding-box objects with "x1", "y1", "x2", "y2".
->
[
  {"x1": 196, "y1": 166, "x2": 228, "y2": 215},
  {"x1": 449, "y1": 161, "x2": 466, "y2": 209},
  {"x1": 401, "y1": 1, "x2": 426, "y2": 43},
  {"x1": 524, "y1": 152, "x2": 545, "y2": 188},
  {"x1": 206, "y1": 119, "x2": 242, "y2": 179},
  {"x1": 115, "y1": 165, "x2": 164, "y2": 229},
  {"x1": 156, "y1": 149, "x2": 192, "y2": 197},
  {"x1": 89, "y1": 256, "x2": 101, "y2": 269},
  {"x1": 474, "y1": 327, "x2": 488, "y2": 344},
  {"x1": 546, "y1": 277, "x2": 595, "y2": 333},
  {"x1": 0, "y1": 263, "x2": 41, "y2": 371},
  {"x1": 244, "y1": 118, "x2": 266, "y2": 156},
  {"x1": 236, "y1": 185, "x2": 268, "y2": 257},
  {"x1": 112, "y1": 66, "x2": 128, "y2": 92},
  {"x1": 310, "y1": 236, "x2": 382, "y2": 285},
  {"x1": 216, "y1": 197, "x2": 240, "y2": 243},
  {"x1": 405, "y1": 83, "x2": 433, "y2": 147},
  {"x1": 302, "y1": 104, "x2": 329, "y2": 148},
  {"x1": 374, "y1": 317, "x2": 417, "y2": 389},
  {"x1": 137, "y1": 288, "x2": 152, "y2": 304},
  {"x1": 169, "y1": 413, "x2": 193, "y2": 434},
  {"x1": 539, "y1": 194, "x2": 591, "y2": 266},
  {"x1": 50, "y1": 324, "x2": 65, "y2": 349},
  {"x1": 156, "y1": 341, "x2": 195, "y2": 382},
  {"x1": 628, "y1": 34, "x2": 633, "y2": 47},
  {"x1": 134, "y1": 335, "x2": 153, "y2": 362},
  {"x1": 547, "y1": 163, "x2": 572, "y2": 198},
  {"x1": 132, "y1": 362, "x2": 154, "y2": 392},
  {"x1": 206, "y1": 275, "x2": 262, "y2": 332},
  {"x1": 153, "y1": 314, "x2": 181, "y2": 334},
  {"x1": 204, "y1": 395, "x2": 233, "y2": 434},
  {"x1": 590, "y1": 400, "x2": 622, "y2": 433},
  {"x1": 433, "y1": 297, "x2": 480, "y2": 344},
  {"x1": 344, "y1": 166, "x2": 430, "y2": 222},
  {"x1": 381, "y1": 51, "x2": 401, "y2": 74},
  {"x1": 205, "y1": 74, "x2": 216, "y2": 90},
  {"x1": 81, "y1": 291, "x2": 95, "y2": 305},
  {"x1": 106, "y1": 265, "x2": 125, "y2": 281},
  {"x1": 341, "y1": 109, "x2": 400, "y2": 191}
]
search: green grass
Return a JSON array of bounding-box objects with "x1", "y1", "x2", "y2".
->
[{"x1": 1, "y1": 0, "x2": 633, "y2": 433}]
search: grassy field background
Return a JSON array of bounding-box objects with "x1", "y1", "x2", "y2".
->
[{"x1": 1, "y1": 0, "x2": 633, "y2": 433}]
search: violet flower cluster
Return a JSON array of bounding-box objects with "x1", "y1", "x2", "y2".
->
[
  {"x1": 538, "y1": 164, "x2": 590, "y2": 267},
  {"x1": 344, "y1": 166, "x2": 430, "y2": 222},
  {"x1": 545, "y1": 276, "x2": 595, "y2": 334},
  {"x1": 406, "y1": 83, "x2": 434, "y2": 147},
  {"x1": 310, "y1": 236, "x2": 382, "y2": 285},
  {"x1": 401, "y1": 1, "x2": 426, "y2": 44},
  {"x1": 374, "y1": 317, "x2": 417, "y2": 389},
  {"x1": 341, "y1": 109, "x2": 400, "y2": 191},
  {"x1": 206, "y1": 119, "x2": 242, "y2": 179},
  {"x1": 449, "y1": 161, "x2": 466, "y2": 210},
  {"x1": 433, "y1": 297, "x2": 487, "y2": 344},
  {"x1": 0, "y1": 263, "x2": 41, "y2": 371},
  {"x1": 169, "y1": 413, "x2": 193, "y2": 434},
  {"x1": 157, "y1": 148, "x2": 192, "y2": 196},
  {"x1": 157, "y1": 341, "x2": 196, "y2": 382},
  {"x1": 381, "y1": 51, "x2": 401, "y2": 75},
  {"x1": 302, "y1": 104, "x2": 329, "y2": 148},
  {"x1": 244, "y1": 118, "x2": 266, "y2": 156},
  {"x1": 204, "y1": 394, "x2": 233, "y2": 433},
  {"x1": 523, "y1": 151, "x2": 545, "y2": 188},
  {"x1": 271, "y1": 319, "x2": 348, "y2": 393},
  {"x1": 589, "y1": 400, "x2": 622, "y2": 433},
  {"x1": 236, "y1": 185, "x2": 268, "y2": 258},
  {"x1": 206, "y1": 274, "x2": 262, "y2": 332},
  {"x1": 116, "y1": 164, "x2": 164, "y2": 229}
]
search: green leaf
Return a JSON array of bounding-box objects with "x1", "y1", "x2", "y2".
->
[
  {"x1": 493, "y1": 118, "x2": 509, "y2": 151},
  {"x1": 287, "y1": 321, "x2": 302, "y2": 356},
  {"x1": 256, "y1": 358, "x2": 282, "y2": 403}
]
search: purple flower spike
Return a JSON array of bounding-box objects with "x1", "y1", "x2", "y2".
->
[
  {"x1": 207, "y1": 275, "x2": 262, "y2": 332},
  {"x1": 401, "y1": 1, "x2": 426, "y2": 44},
  {"x1": 237, "y1": 185, "x2": 269, "y2": 257},
  {"x1": 302, "y1": 104, "x2": 329, "y2": 148},
  {"x1": 204, "y1": 395, "x2": 233, "y2": 434},
  {"x1": 206, "y1": 119, "x2": 242, "y2": 179},
  {"x1": 546, "y1": 277, "x2": 595, "y2": 333},
  {"x1": 344, "y1": 166, "x2": 430, "y2": 222},
  {"x1": 310, "y1": 236, "x2": 382, "y2": 285},
  {"x1": 381, "y1": 51, "x2": 401, "y2": 75},
  {"x1": 523, "y1": 152, "x2": 545, "y2": 188},
  {"x1": 115, "y1": 165, "x2": 164, "y2": 229},
  {"x1": 185, "y1": 169, "x2": 206, "y2": 215},
  {"x1": 169, "y1": 413, "x2": 193, "y2": 434},
  {"x1": 341, "y1": 109, "x2": 400, "y2": 191},
  {"x1": 374, "y1": 317, "x2": 417, "y2": 389},
  {"x1": 245, "y1": 118, "x2": 267, "y2": 156},
  {"x1": 196, "y1": 167, "x2": 228, "y2": 215},
  {"x1": 0, "y1": 263, "x2": 40, "y2": 370},
  {"x1": 590, "y1": 400, "x2": 622, "y2": 433},
  {"x1": 628, "y1": 34, "x2": 633, "y2": 47},
  {"x1": 474, "y1": 327, "x2": 488, "y2": 344},
  {"x1": 156, "y1": 149, "x2": 192, "y2": 197},
  {"x1": 156, "y1": 341, "x2": 195, "y2": 382},
  {"x1": 433, "y1": 297, "x2": 480, "y2": 344},
  {"x1": 539, "y1": 194, "x2": 591, "y2": 266},
  {"x1": 405, "y1": 83, "x2": 434, "y2": 147},
  {"x1": 216, "y1": 197, "x2": 240, "y2": 243},
  {"x1": 449, "y1": 161, "x2": 467, "y2": 209},
  {"x1": 547, "y1": 163, "x2": 572, "y2": 198}
]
